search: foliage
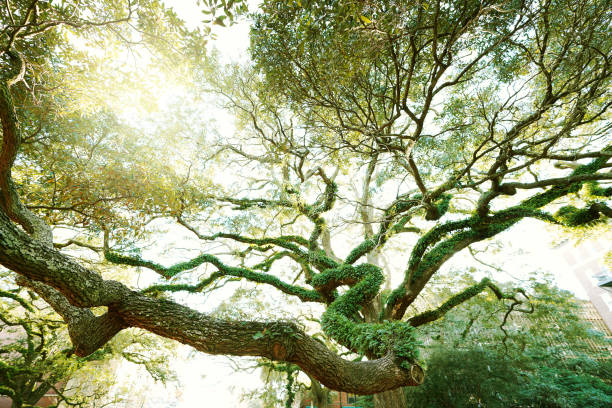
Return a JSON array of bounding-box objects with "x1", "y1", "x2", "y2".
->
[
  {"x1": 402, "y1": 272, "x2": 612, "y2": 408},
  {"x1": 0, "y1": 0, "x2": 610, "y2": 405},
  {"x1": 403, "y1": 348, "x2": 612, "y2": 408},
  {"x1": 240, "y1": 361, "x2": 301, "y2": 408},
  {"x1": 0, "y1": 273, "x2": 97, "y2": 407},
  {"x1": 0, "y1": 271, "x2": 177, "y2": 407}
]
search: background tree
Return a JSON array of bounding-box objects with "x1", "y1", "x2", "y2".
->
[
  {"x1": 0, "y1": 275, "x2": 81, "y2": 408},
  {"x1": 399, "y1": 271, "x2": 612, "y2": 408},
  {"x1": 0, "y1": 270, "x2": 177, "y2": 408},
  {"x1": 0, "y1": 1, "x2": 610, "y2": 408}
]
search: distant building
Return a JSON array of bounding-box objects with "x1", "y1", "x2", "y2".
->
[
  {"x1": 300, "y1": 391, "x2": 360, "y2": 408},
  {"x1": 578, "y1": 300, "x2": 612, "y2": 356},
  {"x1": 559, "y1": 239, "x2": 612, "y2": 332}
]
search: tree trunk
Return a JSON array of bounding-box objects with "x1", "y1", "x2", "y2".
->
[
  {"x1": 308, "y1": 378, "x2": 330, "y2": 408},
  {"x1": 373, "y1": 388, "x2": 407, "y2": 408}
]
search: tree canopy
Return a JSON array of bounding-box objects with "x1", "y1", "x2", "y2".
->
[{"x1": 0, "y1": 0, "x2": 610, "y2": 406}]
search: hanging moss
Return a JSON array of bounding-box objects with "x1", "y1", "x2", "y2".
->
[{"x1": 284, "y1": 364, "x2": 297, "y2": 408}]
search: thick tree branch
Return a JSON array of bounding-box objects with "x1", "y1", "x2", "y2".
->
[
  {"x1": 0, "y1": 211, "x2": 423, "y2": 394},
  {"x1": 0, "y1": 73, "x2": 52, "y2": 245},
  {"x1": 386, "y1": 151, "x2": 611, "y2": 320},
  {"x1": 15, "y1": 276, "x2": 125, "y2": 357}
]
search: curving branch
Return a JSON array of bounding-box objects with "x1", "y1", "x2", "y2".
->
[
  {"x1": 0, "y1": 212, "x2": 423, "y2": 394},
  {"x1": 386, "y1": 151, "x2": 611, "y2": 320},
  {"x1": 104, "y1": 249, "x2": 323, "y2": 303},
  {"x1": 0, "y1": 63, "x2": 52, "y2": 244},
  {"x1": 407, "y1": 277, "x2": 530, "y2": 327}
]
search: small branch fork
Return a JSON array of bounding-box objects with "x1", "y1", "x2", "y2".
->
[{"x1": 407, "y1": 277, "x2": 533, "y2": 332}]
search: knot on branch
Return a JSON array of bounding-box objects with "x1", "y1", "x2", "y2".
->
[
  {"x1": 260, "y1": 321, "x2": 301, "y2": 361},
  {"x1": 405, "y1": 362, "x2": 425, "y2": 386},
  {"x1": 425, "y1": 194, "x2": 452, "y2": 221},
  {"x1": 496, "y1": 184, "x2": 517, "y2": 196}
]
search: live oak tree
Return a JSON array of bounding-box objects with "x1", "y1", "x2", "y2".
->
[
  {"x1": 258, "y1": 271, "x2": 612, "y2": 408},
  {"x1": 0, "y1": 0, "x2": 611, "y2": 407}
]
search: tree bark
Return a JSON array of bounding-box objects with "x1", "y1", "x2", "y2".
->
[{"x1": 373, "y1": 388, "x2": 407, "y2": 408}]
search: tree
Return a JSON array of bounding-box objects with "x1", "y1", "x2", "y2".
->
[
  {"x1": 399, "y1": 272, "x2": 612, "y2": 408},
  {"x1": 294, "y1": 271, "x2": 612, "y2": 408},
  {"x1": 0, "y1": 271, "x2": 177, "y2": 408},
  {"x1": 0, "y1": 277, "x2": 80, "y2": 408},
  {"x1": 0, "y1": 0, "x2": 610, "y2": 407}
]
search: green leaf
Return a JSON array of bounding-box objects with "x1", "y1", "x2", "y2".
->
[{"x1": 359, "y1": 15, "x2": 372, "y2": 25}]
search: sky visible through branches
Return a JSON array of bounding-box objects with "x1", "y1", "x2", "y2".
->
[
  {"x1": 2, "y1": 0, "x2": 610, "y2": 406},
  {"x1": 93, "y1": 1, "x2": 608, "y2": 406}
]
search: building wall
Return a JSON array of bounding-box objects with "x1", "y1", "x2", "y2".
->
[
  {"x1": 560, "y1": 239, "x2": 612, "y2": 332},
  {"x1": 300, "y1": 391, "x2": 360, "y2": 408}
]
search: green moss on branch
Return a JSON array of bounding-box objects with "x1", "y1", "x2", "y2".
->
[
  {"x1": 107, "y1": 251, "x2": 323, "y2": 302},
  {"x1": 408, "y1": 278, "x2": 501, "y2": 326},
  {"x1": 386, "y1": 152, "x2": 610, "y2": 318},
  {"x1": 312, "y1": 263, "x2": 419, "y2": 369}
]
